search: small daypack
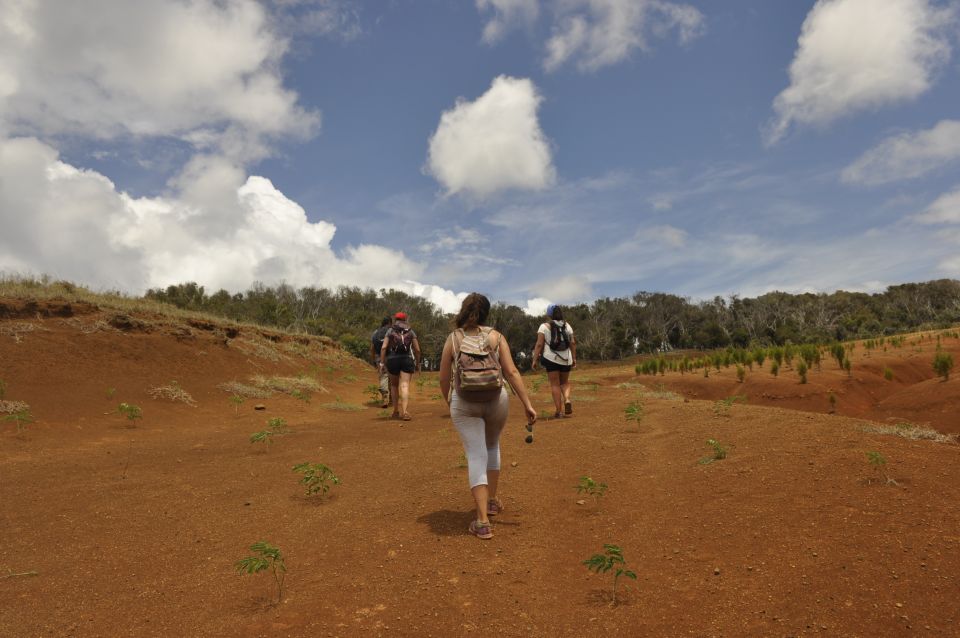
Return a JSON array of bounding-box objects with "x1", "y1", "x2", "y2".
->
[
  {"x1": 452, "y1": 327, "x2": 503, "y2": 402},
  {"x1": 548, "y1": 320, "x2": 570, "y2": 351},
  {"x1": 387, "y1": 321, "x2": 413, "y2": 355}
]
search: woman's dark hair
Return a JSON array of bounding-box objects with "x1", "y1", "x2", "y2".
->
[
  {"x1": 454, "y1": 293, "x2": 491, "y2": 328},
  {"x1": 380, "y1": 316, "x2": 392, "y2": 327},
  {"x1": 549, "y1": 305, "x2": 564, "y2": 321}
]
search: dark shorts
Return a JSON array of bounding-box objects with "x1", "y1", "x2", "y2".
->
[
  {"x1": 541, "y1": 356, "x2": 572, "y2": 373},
  {"x1": 386, "y1": 357, "x2": 416, "y2": 375}
]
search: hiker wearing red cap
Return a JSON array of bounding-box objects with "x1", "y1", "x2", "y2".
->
[{"x1": 379, "y1": 312, "x2": 421, "y2": 420}]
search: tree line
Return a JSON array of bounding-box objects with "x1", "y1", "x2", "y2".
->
[{"x1": 145, "y1": 279, "x2": 960, "y2": 370}]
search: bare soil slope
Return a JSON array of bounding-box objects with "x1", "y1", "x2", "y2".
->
[{"x1": 1, "y1": 302, "x2": 959, "y2": 637}]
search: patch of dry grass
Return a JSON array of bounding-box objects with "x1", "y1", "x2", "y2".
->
[
  {"x1": 61, "y1": 317, "x2": 117, "y2": 334},
  {"x1": 0, "y1": 322, "x2": 45, "y2": 342},
  {"x1": 147, "y1": 382, "x2": 197, "y2": 406},
  {"x1": 320, "y1": 400, "x2": 364, "y2": 412},
  {"x1": 861, "y1": 422, "x2": 957, "y2": 444},
  {"x1": 232, "y1": 337, "x2": 291, "y2": 363},
  {"x1": 251, "y1": 375, "x2": 327, "y2": 396},
  {"x1": 217, "y1": 382, "x2": 271, "y2": 399},
  {"x1": 0, "y1": 400, "x2": 30, "y2": 414}
]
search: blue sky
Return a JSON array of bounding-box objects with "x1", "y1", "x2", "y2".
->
[{"x1": 2, "y1": 0, "x2": 959, "y2": 313}]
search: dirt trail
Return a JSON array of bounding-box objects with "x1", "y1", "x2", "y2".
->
[{"x1": 1, "y1": 305, "x2": 959, "y2": 637}]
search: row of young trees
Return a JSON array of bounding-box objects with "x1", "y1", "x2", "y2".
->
[{"x1": 145, "y1": 279, "x2": 960, "y2": 370}]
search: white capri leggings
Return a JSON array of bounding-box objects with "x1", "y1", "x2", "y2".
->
[{"x1": 450, "y1": 389, "x2": 510, "y2": 488}]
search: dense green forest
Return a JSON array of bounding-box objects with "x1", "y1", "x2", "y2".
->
[{"x1": 144, "y1": 279, "x2": 960, "y2": 370}]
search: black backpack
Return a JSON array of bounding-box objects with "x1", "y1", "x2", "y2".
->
[
  {"x1": 548, "y1": 321, "x2": 570, "y2": 351},
  {"x1": 387, "y1": 321, "x2": 413, "y2": 355}
]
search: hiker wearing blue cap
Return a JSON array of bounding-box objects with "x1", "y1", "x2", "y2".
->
[{"x1": 531, "y1": 304, "x2": 576, "y2": 418}]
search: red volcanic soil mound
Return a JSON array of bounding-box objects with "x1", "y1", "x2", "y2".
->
[{"x1": 2, "y1": 301, "x2": 959, "y2": 637}]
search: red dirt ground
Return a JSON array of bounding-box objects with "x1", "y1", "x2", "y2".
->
[{"x1": 1, "y1": 301, "x2": 959, "y2": 637}]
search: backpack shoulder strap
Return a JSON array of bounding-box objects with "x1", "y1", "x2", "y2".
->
[
  {"x1": 481, "y1": 326, "x2": 501, "y2": 352},
  {"x1": 451, "y1": 329, "x2": 464, "y2": 355}
]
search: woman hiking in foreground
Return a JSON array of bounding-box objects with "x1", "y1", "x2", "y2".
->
[{"x1": 439, "y1": 293, "x2": 537, "y2": 540}]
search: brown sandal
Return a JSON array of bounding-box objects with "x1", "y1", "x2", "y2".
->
[{"x1": 401, "y1": 413, "x2": 412, "y2": 421}]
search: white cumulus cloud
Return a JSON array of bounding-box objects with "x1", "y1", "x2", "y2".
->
[
  {"x1": 544, "y1": 0, "x2": 705, "y2": 72},
  {"x1": 766, "y1": 0, "x2": 953, "y2": 145},
  {"x1": 476, "y1": 0, "x2": 539, "y2": 43},
  {"x1": 842, "y1": 120, "x2": 960, "y2": 185},
  {"x1": 0, "y1": 137, "x2": 470, "y2": 311},
  {"x1": 425, "y1": 75, "x2": 555, "y2": 200},
  {"x1": 0, "y1": 0, "x2": 318, "y2": 158}
]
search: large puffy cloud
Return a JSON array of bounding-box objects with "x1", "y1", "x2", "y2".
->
[
  {"x1": 425, "y1": 75, "x2": 555, "y2": 200},
  {"x1": 0, "y1": 0, "x2": 318, "y2": 156},
  {"x1": 0, "y1": 0, "x2": 474, "y2": 312},
  {"x1": 842, "y1": 120, "x2": 960, "y2": 185},
  {"x1": 766, "y1": 0, "x2": 953, "y2": 145},
  {"x1": 544, "y1": 0, "x2": 704, "y2": 72},
  {"x1": 476, "y1": 0, "x2": 540, "y2": 44},
  {"x1": 0, "y1": 137, "x2": 468, "y2": 311}
]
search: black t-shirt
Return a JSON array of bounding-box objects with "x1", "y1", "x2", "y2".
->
[{"x1": 371, "y1": 325, "x2": 390, "y2": 354}]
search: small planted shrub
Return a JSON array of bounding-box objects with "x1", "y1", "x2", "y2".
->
[
  {"x1": 843, "y1": 358, "x2": 852, "y2": 378},
  {"x1": 117, "y1": 403, "x2": 142, "y2": 427},
  {"x1": 770, "y1": 361, "x2": 779, "y2": 377},
  {"x1": 3, "y1": 410, "x2": 34, "y2": 434},
  {"x1": 583, "y1": 544, "x2": 637, "y2": 607},
  {"x1": 290, "y1": 389, "x2": 312, "y2": 403},
  {"x1": 713, "y1": 395, "x2": 744, "y2": 417},
  {"x1": 700, "y1": 439, "x2": 728, "y2": 464},
  {"x1": 250, "y1": 417, "x2": 290, "y2": 446},
  {"x1": 576, "y1": 476, "x2": 608, "y2": 506},
  {"x1": 267, "y1": 417, "x2": 289, "y2": 433},
  {"x1": 865, "y1": 451, "x2": 895, "y2": 485},
  {"x1": 828, "y1": 390, "x2": 837, "y2": 413},
  {"x1": 624, "y1": 400, "x2": 644, "y2": 426},
  {"x1": 235, "y1": 541, "x2": 286, "y2": 604},
  {"x1": 229, "y1": 394, "x2": 245, "y2": 415},
  {"x1": 292, "y1": 462, "x2": 340, "y2": 497},
  {"x1": 735, "y1": 365, "x2": 745, "y2": 383},
  {"x1": 796, "y1": 360, "x2": 808, "y2": 384},
  {"x1": 933, "y1": 350, "x2": 954, "y2": 381},
  {"x1": 883, "y1": 367, "x2": 894, "y2": 381}
]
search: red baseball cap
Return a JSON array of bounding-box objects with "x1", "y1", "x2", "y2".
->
[{"x1": 393, "y1": 312, "x2": 407, "y2": 320}]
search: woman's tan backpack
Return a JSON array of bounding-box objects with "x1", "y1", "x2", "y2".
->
[{"x1": 452, "y1": 327, "x2": 503, "y2": 402}]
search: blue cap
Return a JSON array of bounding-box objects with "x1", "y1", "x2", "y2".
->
[{"x1": 546, "y1": 303, "x2": 557, "y2": 317}]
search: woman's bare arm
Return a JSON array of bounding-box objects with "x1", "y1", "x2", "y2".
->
[
  {"x1": 439, "y1": 336, "x2": 453, "y2": 403},
  {"x1": 496, "y1": 331, "x2": 537, "y2": 423},
  {"x1": 531, "y1": 332, "x2": 546, "y2": 370}
]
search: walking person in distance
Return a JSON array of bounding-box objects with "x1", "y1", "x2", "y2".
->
[
  {"x1": 379, "y1": 312, "x2": 421, "y2": 421},
  {"x1": 370, "y1": 316, "x2": 392, "y2": 408},
  {"x1": 439, "y1": 293, "x2": 537, "y2": 540},
  {"x1": 531, "y1": 303, "x2": 576, "y2": 418}
]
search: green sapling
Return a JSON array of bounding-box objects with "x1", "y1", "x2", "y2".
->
[
  {"x1": 292, "y1": 462, "x2": 340, "y2": 497},
  {"x1": 235, "y1": 541, "x2": 286, "y2": 604},
  {"x1": 3, "y1": 410, "x2": 33, "y2": 434},
  {"x1": 583, "y1": 544, "x2": 637, "y2": 607}
]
